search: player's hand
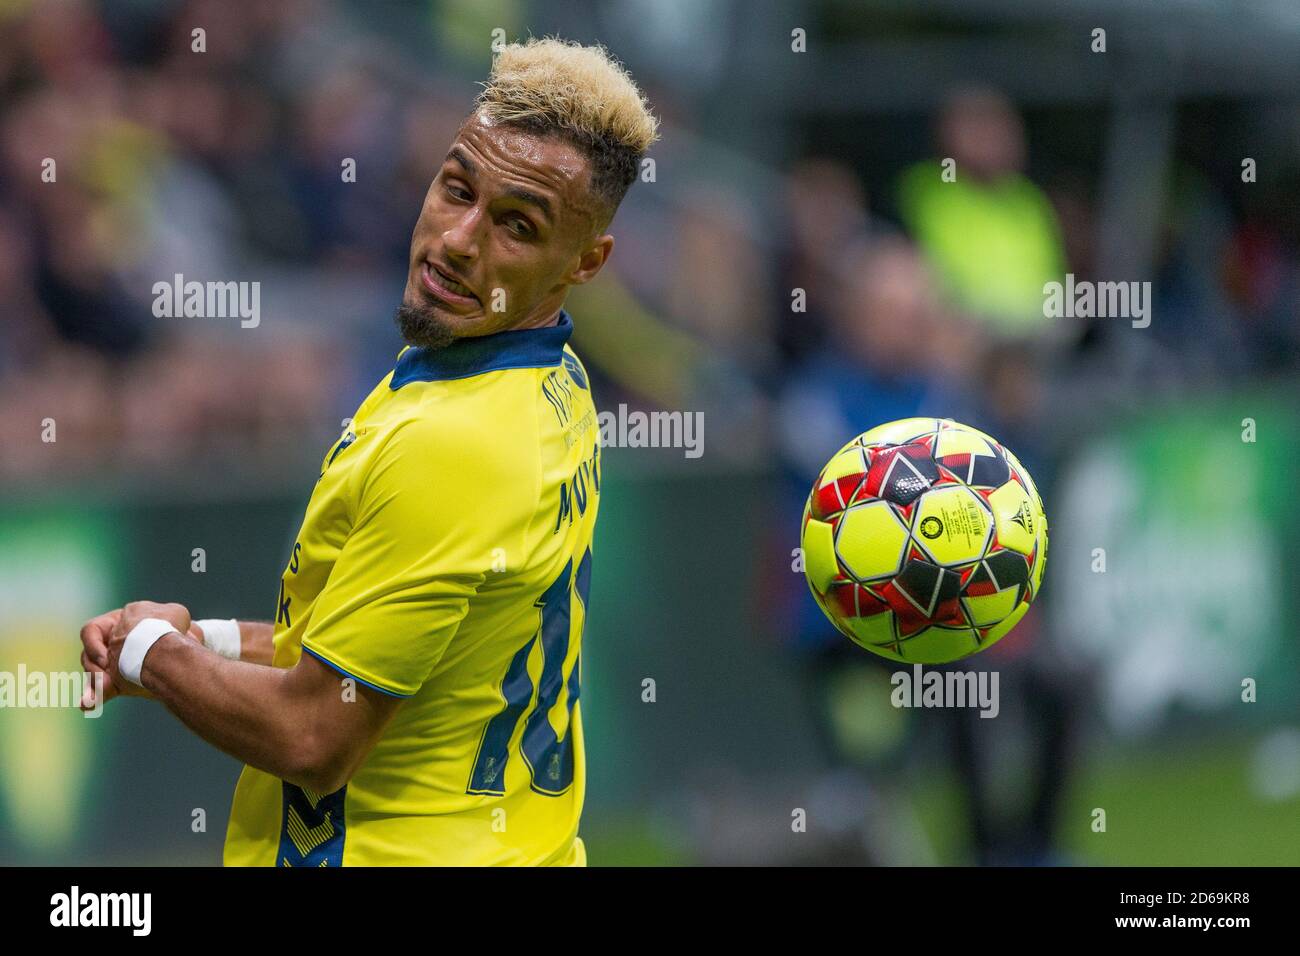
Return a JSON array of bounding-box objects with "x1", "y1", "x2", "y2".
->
[
  {"x1": 80, "y1": 608, "x2": 125, "y2": 710},
  {"x1": 100, "y1": 602, "x2": 195, "y2": 701},
  {"x1": 80, "y1": 607, "x2": 205, "y2": 710}
]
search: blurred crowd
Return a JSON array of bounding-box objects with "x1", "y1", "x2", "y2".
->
[
  {"x1": 0, "y1": 0, "x2": 466, "y2": 481},
  {"x1": 3, "y1": 1, "x2": 1295, "y2": 488}
]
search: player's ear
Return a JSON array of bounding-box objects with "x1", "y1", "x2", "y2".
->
[{"x1": 568, "y1": 234, "x2": 614, "y2": 287}]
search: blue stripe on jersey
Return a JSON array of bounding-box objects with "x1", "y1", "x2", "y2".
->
[
  {"x1": 390, "y1": 311, "x2": 574, "y2": 388},
  {"x1": 301, "y1": 646, "x2": 411, "y2": 698}
]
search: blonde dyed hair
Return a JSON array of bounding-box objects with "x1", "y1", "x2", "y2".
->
[{"x1": 476, "y1": 38, "x2": 659, "y2": 214}]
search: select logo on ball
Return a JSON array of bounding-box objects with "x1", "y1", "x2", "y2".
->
[{"x1": 1011, "y1": 500, "x2": 1034, "y2": 533}]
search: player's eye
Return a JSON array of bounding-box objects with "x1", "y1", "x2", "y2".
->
[
  {"x1": 505, "y1": 215, "x2": 535, "y2": 238},
  {"x1": 445, "y1": 182, "x2": 472, "y2": 202}
]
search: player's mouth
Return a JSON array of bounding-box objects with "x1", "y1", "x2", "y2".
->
[{"x1": 420, "y1": 261, "x2": 481, "y2": 309}]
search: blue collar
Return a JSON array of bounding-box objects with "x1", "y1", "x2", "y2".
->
[{"x1": 390, "y1": 311, "x2": 574, "y2": 388}]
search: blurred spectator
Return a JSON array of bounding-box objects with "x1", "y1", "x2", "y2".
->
[
  {"x1": 777, "y1": 236, "x2": 976, "y2": 492},
  {"x1": 896, "y1": 88, "x2": 1067, "y2": 338},
  {"x1": 778, "y1": 157, "x2": 875, "y2": 365}
]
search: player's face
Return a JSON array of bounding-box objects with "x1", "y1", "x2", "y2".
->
[{"x1": 399, "y1": 112, "x2": 613, "y2": 345}]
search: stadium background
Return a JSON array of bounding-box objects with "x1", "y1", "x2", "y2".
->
[{"x1": 1, "y1": 0, "x2": 1297, "y2": 865}]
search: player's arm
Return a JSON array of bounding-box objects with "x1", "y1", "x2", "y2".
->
[
  {"x1": 81, "y1": 612, "x2": 275, "y2": 670},
  {"x1": 102, "y1": 415, "x2": 523, "y2": 788},
  {"x1": 106, "y1": 602, "x2": 401, "y2": 794},
  {"x1": 188, "y1": 619, "x2": 277, "y2": 665},
  {"x1": 237, "y1": 621, "x2": 276, "y2": 664}
]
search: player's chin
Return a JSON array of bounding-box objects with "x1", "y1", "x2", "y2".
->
[{"x1": 394, "y1": 299, "x2": 476, "y2": 350}]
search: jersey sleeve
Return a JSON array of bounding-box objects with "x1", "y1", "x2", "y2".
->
[{"x1": 300, "y1": 413, "x2": 537, "y2": 697}]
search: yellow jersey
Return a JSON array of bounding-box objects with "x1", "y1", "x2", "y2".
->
[{"x1": 223, "y1": 312, "x2": 600, "y2": 866}]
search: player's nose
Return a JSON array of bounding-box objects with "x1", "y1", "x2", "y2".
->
[{"x1": 441, "y1": 208, "x2": 482, "y2": 261}]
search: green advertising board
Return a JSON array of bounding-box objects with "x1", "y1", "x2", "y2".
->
[{"x1": 1052, "y1": 390, "x2": 1299, "y2": 733}]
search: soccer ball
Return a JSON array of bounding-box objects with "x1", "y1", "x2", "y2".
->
[{"x1": 800, "y1": 418, "x2": 1047, "y2": 664}]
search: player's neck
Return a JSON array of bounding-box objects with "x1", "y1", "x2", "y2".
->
[
  {"x1": 509, "y1": 298, "x2": 566, "y2": 332},
  {"x1": 514, "y1": 309, "x2": 563, "y2": 331}
]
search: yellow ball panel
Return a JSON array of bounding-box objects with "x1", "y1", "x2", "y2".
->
[
  {"x1": 834, "y1": 501, "x2": 909, "y2": 581},
  {"x1": 979, "y1": 600, "x2": 1029, "y2": 648},
  {"x1": 961, "y1": 585, "x2": 1020, "y2": 627},
  {"x1": 942, "y1": 420, "x2": 1002, "y2": 446},
  {"x1": 857, "y1": 417, "x2": 942, "y2": 446},
  {"x1": 987, "y1": 480, "x2": 1038, "y2": 556},
  {"x1": 911, "y1": 485, "x2": 992, "y2": 566},
  {"x1": 899, "y1": 626, "x2": 981, "y2": 664},
  {"x1": 932, "y1": 427, "x2": 996, "y2": 459},
  {"x1": 801, "y1": 517, "x2": 840, "y2": 593},
  {"x1": 1030, "y1": 533, "x2": 1048, "y2": 595},
  {"x1": 840, "y1": 609, "x2": 896, "y2": 650},
  {"x1": 820, "y1": 445, "x2": 869, "y2": 484}
]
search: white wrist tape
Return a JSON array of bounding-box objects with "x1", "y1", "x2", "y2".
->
[
  {"x1": 196, "y1": 618, "x2": 241, "y2": 660},
  {"x1": 119, "y1": 618, "x2": 179, "y2": 685}
]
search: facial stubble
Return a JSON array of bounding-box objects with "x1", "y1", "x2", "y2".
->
[{"x1": 394, "y1": 300, "x2": 458, "y2": 351}]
